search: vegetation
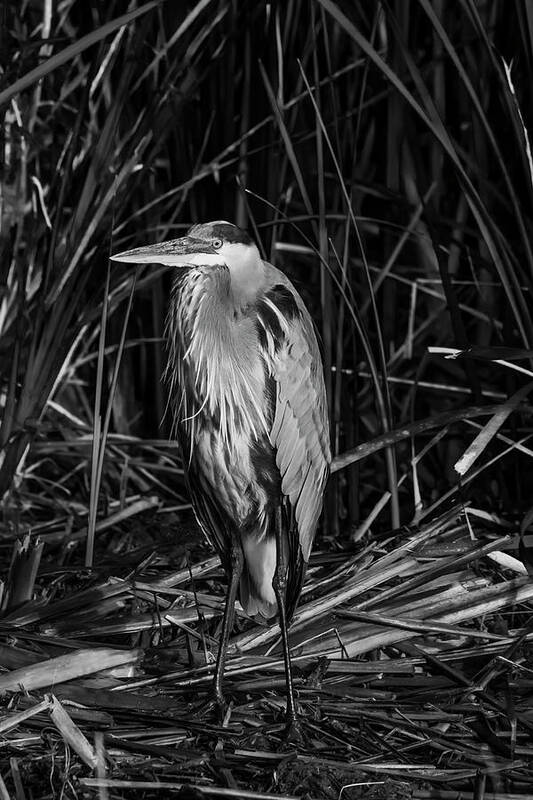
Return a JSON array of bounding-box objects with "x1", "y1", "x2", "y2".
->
[{"x1": 1, "y1": 1, "x2": 533, "y2": 797}]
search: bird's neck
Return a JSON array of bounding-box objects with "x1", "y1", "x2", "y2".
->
[
  {"x1": 227, "y1": 252, "x2": 266, "y2": 309},
  {"x1": 167, "y1": 265, "x2": 269, "y2": 443},
  {"x1": 170, "y1": 265, "x2": 232, "y2": 345}
]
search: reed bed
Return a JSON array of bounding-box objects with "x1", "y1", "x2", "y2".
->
[
  {"x1": 1, "y1": 503, "x2": 532, "y2": 797},
  {"x1": 1, "y1": 1, "x2": 533, "y2": 797}
]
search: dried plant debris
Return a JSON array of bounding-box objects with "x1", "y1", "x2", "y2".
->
[{"x1": 0, "y1": 507, "x2": 532, "y2": 798}]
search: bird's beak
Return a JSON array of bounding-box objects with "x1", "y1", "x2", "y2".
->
[{"x1": 110, "y1": 236, "x2": 217, "y2": 266}]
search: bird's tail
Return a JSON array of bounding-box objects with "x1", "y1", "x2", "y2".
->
[
  {"x1": 239, "y1": 529, "x2": 305, "y2": 624},
  {"x1": 240, "y1": 535, "x2": 278, "y2": 621}
]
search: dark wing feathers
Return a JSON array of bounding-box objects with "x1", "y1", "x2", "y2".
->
[
  {"x1": 176, "y1": 426, "x2": 234, "y2": 570},
  {"x1": 187, "y1": 472, "x2": 235, "y2": 574}
]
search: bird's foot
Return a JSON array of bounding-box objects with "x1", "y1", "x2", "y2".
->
[
  {"x1": 269, "y1": 713, "x2": 305, "y2": 748},
  {"x1": 282, "y1": 715, "x2": 305, "y2": 746},
  {"x1": 191, "y1": 693, "x2": 229, "y2": 725}
]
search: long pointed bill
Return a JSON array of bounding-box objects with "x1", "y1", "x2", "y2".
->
[{"x1": 110, "y1": 235, "x2": 217, "y2": 266}]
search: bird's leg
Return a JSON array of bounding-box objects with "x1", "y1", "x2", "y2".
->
[
  {"x1": 212, "y1": 536, "x2": 243, "y2": 715},
  {"x1": 273, "y1": 506, "x2": 300, "y2": 736}
]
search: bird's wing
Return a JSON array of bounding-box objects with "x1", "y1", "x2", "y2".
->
[
  {"x1": 175, "y1": 425, "x2": 234, "y2": 571},
  {"x1": 257, "y1": 278, "x2": 331, "y2": 563}
]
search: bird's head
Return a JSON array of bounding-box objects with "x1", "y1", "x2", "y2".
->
[
  {"x1": 115, "y1": 219, "x2": 260, "y2": 270},
  {"x1": 112, "y1": 221, "x2": 264, "y2": 305}
]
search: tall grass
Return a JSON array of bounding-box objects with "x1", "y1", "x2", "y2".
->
[{"x1": 1, "y1": 0, "x2": 533, "y2": 541}]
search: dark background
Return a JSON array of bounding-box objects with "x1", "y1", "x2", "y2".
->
[{"x1": 1, "y1": 0, "x2": 533, "y2": 555}]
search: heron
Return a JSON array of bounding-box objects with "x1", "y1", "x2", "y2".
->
[{"x1": 111, "y1": 221, "x2": 330, "y2": 730}]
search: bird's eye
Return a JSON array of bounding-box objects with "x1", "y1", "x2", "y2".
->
[{"x1": 212, "y1": 239, "x2": 223, "y2": 250}]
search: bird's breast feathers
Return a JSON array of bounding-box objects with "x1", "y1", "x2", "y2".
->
[{"x1": 167, "y1": 266, "x2": 295, "y2": 443}]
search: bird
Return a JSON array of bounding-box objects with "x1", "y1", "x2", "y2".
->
[{"x1": 111, "y1": 221, "x2": 330, "y2": 730}]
